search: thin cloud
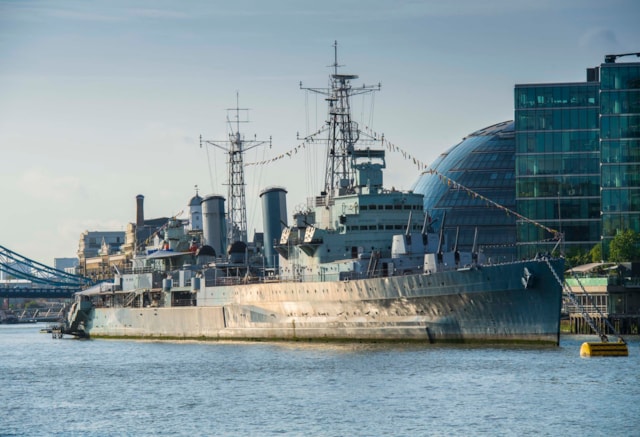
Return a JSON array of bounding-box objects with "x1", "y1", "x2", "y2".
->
[
  {"x1": 365, "y1": 0, "x2": 576, "y2": 18},
  {"x1": 2, "y1": 3, "x2": 190, "y2": 23},
  {"x1": 19, "y1": 168, "x2": 85, "y2": 203},
  {"x1": 579, "y1": 27, "x2": 621, "y2": 53},
  {"x1": 128, "y1": 8, "x2": 190, "y2": 20}
]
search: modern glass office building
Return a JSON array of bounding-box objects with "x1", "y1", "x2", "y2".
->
[
  {"x1": 514, "y1": 77, "x2": 600, "y2": 257},
  {"x1": 412, "y1": 121, "x2": 518, "y2": 262},
  {"x1": 600, "y1": 58, "x2": 640, "y2": 252},
  {"x1": 515, "y1": 54, "x2": 640, "y2": 258}
]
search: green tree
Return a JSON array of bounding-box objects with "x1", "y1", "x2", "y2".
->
[
  {"x1": 589, "y1": 243, "x2": 602, "y2": 263},
  {"x1": 565, "y1": 247, "x2": 589, "y2": 267},
  {"x1": 609, "y1": 229, "x2": 640, "y2": 262}
]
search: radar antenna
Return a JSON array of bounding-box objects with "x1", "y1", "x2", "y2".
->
[
  {"x1": 300, "y1": 41, "x2": 381, "y2": 200},
  {"x1": 200, "y1": 93, "x2": 271, "y2": 244},
  {"x1": 604, "y1": 52, "x2": 640, "y2": 63}
]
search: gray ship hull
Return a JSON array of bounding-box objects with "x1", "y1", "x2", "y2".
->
[{"x1": 82, "y1": 258, "x2": 563, "y2": 344}]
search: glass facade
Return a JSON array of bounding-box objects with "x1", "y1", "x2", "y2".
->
[
  {"x1": 600, "y1": 62, "x2": 640, "y2": 252},
  {"x1": 514, "y1": 82, "x2": 600, "y2": 258},
  {"x1": 410, "y1": 57, "x2": 640, "y2": 263},
  {"x1": 411, "y1": 121, "x2": 517, "y2": 262}
]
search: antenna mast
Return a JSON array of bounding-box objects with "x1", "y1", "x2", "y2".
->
[
  {"x1": 300, "y1": 41, "x2": 380, "y2": 200},
  {"x1": 200, "y1": 93, "x2": 271, "y2": 244}
]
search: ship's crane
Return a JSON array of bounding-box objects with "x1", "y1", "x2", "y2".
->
[{"x1": 604, "y1": 52, "x2": 640, "y2": 63}]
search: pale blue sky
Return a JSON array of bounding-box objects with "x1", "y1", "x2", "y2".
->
[{"x1": 1, "y1": 0, "x2": 639, "y2": 264}]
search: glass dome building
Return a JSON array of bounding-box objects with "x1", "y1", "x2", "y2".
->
[{"x1": 412, "y1": 120, "x2": 518, "y2": 262}]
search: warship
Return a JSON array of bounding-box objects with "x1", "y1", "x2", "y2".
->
[{"x1": 65, "y1": 44, "x2": 565, "y2": 344}]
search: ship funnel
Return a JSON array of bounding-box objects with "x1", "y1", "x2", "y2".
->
[
  {"x1": 260, "y1": 187, "x2": 288, "y2": 269},
  {"x1": 202, "y1": 195, "x2": 226, "y2": 258}
]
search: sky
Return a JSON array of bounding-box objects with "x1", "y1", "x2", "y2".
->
[{"x1": 1, "y1": 0, "x2": 639, "y2": 266}]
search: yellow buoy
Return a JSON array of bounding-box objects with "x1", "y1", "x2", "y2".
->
[{"x1": 580, "y1": 341, "x2": 629, "y2": 357}]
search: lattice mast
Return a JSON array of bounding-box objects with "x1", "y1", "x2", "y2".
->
[
  {"x1": 300, "y1": 41, "x2": 380, "y2": 200},
  {"x1": 200, "y1": 94, "x2": 271, "y2": 244}
]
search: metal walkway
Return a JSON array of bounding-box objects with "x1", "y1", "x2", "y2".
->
[{"x1": 0, "y1": 244, "x2": 93, "y2": 298}]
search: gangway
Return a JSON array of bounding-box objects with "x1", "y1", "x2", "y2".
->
[{"x1": 545, "y1": 258, "x2": 628, "y2": 357}]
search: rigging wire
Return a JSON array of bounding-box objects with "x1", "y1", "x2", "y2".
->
[
  {"x1": 314, "y1": 92, "x2": 320, "y2": 194},
  {"x1": 205, "y1": 143, "x2": 216, "y2": 194},
  {"x1": 369, "y1": 92, "x2": 375, "y2": 129},
  {"x1": 247, "y1": 142, "x2": 269, "y2": 236},
  {"x1": 244, "y1": 127, "x2": 560, "y2": 240},
  {"x1": 303, "y1": 90, "x2": 322, "y2": 198},
  {"x1": 304, "y1": 90, "x2": 312, "y2": 196}
]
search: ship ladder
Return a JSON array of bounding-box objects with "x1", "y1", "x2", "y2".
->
[
  {"x1": 367, "y1": 251, "x2": 380, "y2": 278},
  {"x1": 544, "y1": 259, "x2": 628, "y2": 357},
  {"x1": 124, "y1": 291, "x2": 140, "y2": 307}
]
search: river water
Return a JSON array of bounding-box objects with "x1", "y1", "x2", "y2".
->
[{"x1": 1, "y1": 323, "x2": 638, "y2": 436}]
